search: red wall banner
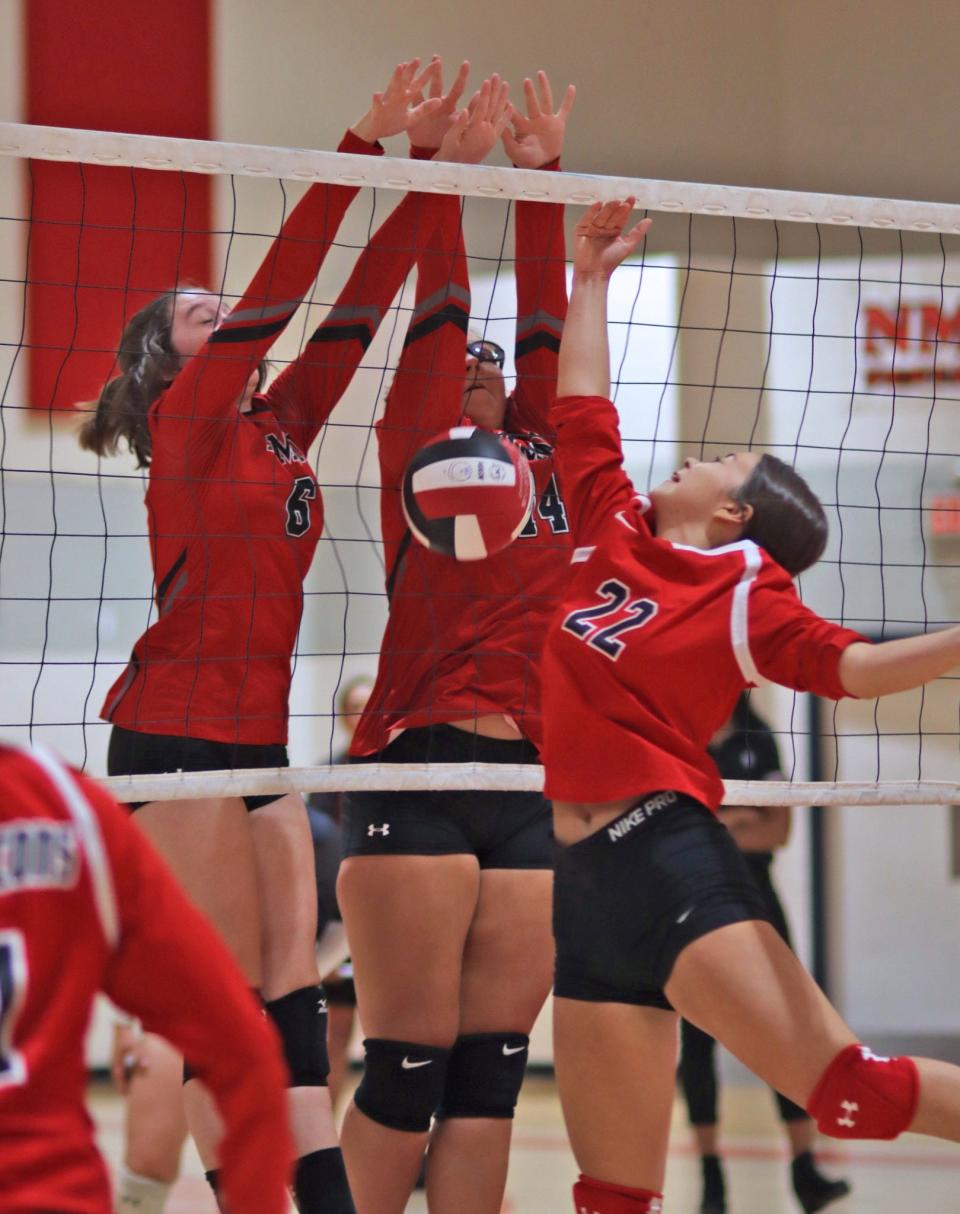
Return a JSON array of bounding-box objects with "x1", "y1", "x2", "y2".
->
[{"x1": 25, "y1": 1, "x2": 213, "y2": 411}]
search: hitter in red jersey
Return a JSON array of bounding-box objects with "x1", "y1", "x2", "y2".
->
[
  {"x1": 333, "y1": 68, "x2": 576, "y2": 1214},
  {"x1": 0, "y1": 744, "x2": 291, "y2": 1214},
  {"x1": 77, "y1": 63, "x2": 445, "y2": 1214},
  {"x1": 544, "y1": 200, "x2": 960, "y2": 1214}
]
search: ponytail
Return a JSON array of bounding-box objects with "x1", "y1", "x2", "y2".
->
[{"x1": 78, "y1": 291, "x2": 178, "y2": 468}]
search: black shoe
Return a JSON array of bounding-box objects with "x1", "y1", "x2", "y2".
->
[
  {"x1": 699, "y1": 1154, "x2": 726, "y2": 1214},
  {"x1": 791, "y1": 1150, "x2": 851, "y2": 1214}
]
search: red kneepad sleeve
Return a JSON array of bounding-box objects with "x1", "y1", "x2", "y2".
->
[
  {"x1": 806, "y1": 1043, "x2": 919, "y2": 1140},
  {"x1": 573, "y1": 1173, "x2": 663, "y2": 1214}
]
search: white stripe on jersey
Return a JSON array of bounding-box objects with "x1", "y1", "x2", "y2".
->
[
  {"x1": 24, "y1": 746, "x2": 119, "y2": 950},
  {"x1": 730, "y1": 544, "x2": 764, "y2": 684},
  {"x1": 668, "y1": 538, "x2": 766, "y2": 685},
  {"x1": 571, "y1": 546, "x2": 595, "y2": 563}
]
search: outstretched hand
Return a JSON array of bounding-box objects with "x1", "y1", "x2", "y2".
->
[
  {"x1": 407, "y1": 57, "x2": 471, "y2": 151},
  {"x1": 437, "y1": 75, "x2": 512, "y2": 165},
  {"x1": 502, "y1": 70, "x2": 575, "y2": 168},
  {"x1": 351, "y1": 60, "x2": 444, "y2": 144},
  {"x1": 573, "y1": 199, "x2": 652, "y2": 277}
]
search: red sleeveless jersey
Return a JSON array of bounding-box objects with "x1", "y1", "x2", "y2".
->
[
  {"x1": 0, "y1": 746, "x2": 291, "y2": 1214},
  {"x1": 540, "y1": 395, "x2": 866, "y2": 806}
]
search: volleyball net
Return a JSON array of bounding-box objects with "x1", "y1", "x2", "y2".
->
[{"x1": 0, "y1": 121, "x2": 958, "y2": 805}]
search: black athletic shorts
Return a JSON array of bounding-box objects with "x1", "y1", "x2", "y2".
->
[
  {"x1": 553, "y1": 792, "x2": 773, "y2": 1009},
  {"x1": 107, "y1": 725, "x2": 289, "y2": 813},
  {"x1": 342, "y1": 724, "x2": 551, "y2": 869}
]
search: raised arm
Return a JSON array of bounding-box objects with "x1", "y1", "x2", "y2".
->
[
  {"x1": 550, "y1": 200, "x2": 652, "y2": 543},
  {"x1": 557, "y1": 198, "x2": 650, "y2": 399},
  {"x1": 264, "y1": 63, "x2": 471, "y2": 449},
  {"x1": 376, "y1": 77, "x2": 511, "y2": 574},
  {"x1": 505, "y1": 71, "x2": 575, "y2": 433},
  {"x1": 156, "y1": 61, "x2": 440, "y2": 469}
]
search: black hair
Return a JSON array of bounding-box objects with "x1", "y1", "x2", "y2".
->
[{"x1": 732, "y1": 454, "x2": 828, "y2": 575}]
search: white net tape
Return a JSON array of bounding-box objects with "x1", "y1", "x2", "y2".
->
[
  {"x1": 4, "y1": 121, "x2": 960, "y2": 232},
  {"x1": 98, "y1": 765, "x2": 960, "y2": 808},
  {"x1": 1, "y1": 122, "x2": 957, "y2": 806}
]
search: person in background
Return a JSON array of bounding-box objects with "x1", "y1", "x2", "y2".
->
[
  {"x1": 110, "y1": 1016, "x2": 187, "y2": 1214},
  {"x1": 678, "y1": 694, "x2": 850, "y2": 1214},
  {"x1": 0, "y1": 744, "x2": 291, "y2": 1214}
]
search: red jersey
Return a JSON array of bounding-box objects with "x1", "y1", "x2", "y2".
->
[
  {"x1": 540, "y1": 395, "x2": 866, "y2": 807},
  {"x1": 350, "y1": 176, "x2": 572, "y2": 755},
  {"x1": 103, "y1": 131, "x2": 385, "y2": 745},
  {"x1": 0, "y1": 745, "x2": 291, "y2": 1214}
]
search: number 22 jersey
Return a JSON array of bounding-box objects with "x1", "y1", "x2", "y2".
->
[{"x1": 539, "y1": 394, "x2": 866, "y2": 808}]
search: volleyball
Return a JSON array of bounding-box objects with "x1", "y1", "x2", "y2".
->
[{"x1": 402, "y1": 426, "x2": 535, "y2": 561}]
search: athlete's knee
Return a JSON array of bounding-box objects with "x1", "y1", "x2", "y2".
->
[
  {"x1": 353, "y1": 1038, "x2": 450, "y2": 1132},
  {"x1": 265, "y1": 984, "x2": 330, "y2": 1086},
  {"x1": 806, "y1": 1043, "x2": 919, "y2": 1140},
  {"x1": 435, "y1": 1032, "x2": 530, "y2": 1120}
]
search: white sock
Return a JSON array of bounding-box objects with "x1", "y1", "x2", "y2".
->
[{"x1": 115, "y1": 1164, "x2": 172, "y2": 1214}]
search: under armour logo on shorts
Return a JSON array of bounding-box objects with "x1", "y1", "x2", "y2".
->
[{"x1": 367, "y1": 823, "x2": 390, "y2": 836}]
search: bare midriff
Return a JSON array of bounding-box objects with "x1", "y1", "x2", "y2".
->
[
  {"x1": 448, "y1": 714, "x2": 524, "y2": 741},
  {"x1": 552, "y1": 797, "x2": 640, "y2": 845}
]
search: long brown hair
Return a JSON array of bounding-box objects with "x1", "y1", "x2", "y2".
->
[{"x1": 78, "y1": 291, "x2": 178, "y2": 468}]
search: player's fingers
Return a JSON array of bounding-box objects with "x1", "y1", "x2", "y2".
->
[
  {"x1": 629, "y1": 217, "x2": 653, "y2": 242},
  {"x1": 501, "y1": 125, "x2": 521, "y2": 159},
  {"x1": 493, "y1": 95, "x2": 513, "y2": 137},
  {"x1": 409, "y1": 59, "x2": 435, "y2": 98},
  {"x1": 557, "y1": 83, "x2": 576, "y2": 120},
  {"x1": 492, "y1": 80, "x2": 511, "y2": 123},
  {"x1": 575, "y1": 200, "x2": 605, "y2": 233},
  {"x1": 427, "y1": 55, "x2": 444, "y2": 100},
  {"x1": 536, "y1": 69, "x2": 554, "y2": 114},
  {"x1": 523, "y1": 76, "x2": 541, "y2": 118},
  {"x1": 447, "y1": 60, "x2": 470, "y2": 107},
  {"x1": 410, "y1": 97, "x2": 444, "y2": 124}
]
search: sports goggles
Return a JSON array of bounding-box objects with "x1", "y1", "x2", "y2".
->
[{"x1": 466, "y1": 339, "x2": 506, "y2": 369}]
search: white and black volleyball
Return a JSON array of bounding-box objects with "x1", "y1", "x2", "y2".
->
[{"x1": 402, "y1": 426, "x2": 535, "y2": 561}]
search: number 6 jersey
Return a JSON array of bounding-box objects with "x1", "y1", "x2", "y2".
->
[
  {"x1": 539, "y1": 394, "x2": 866, "y2": 808},
  {"x1": 102, "y1": 131, "x2": 383, "y2": 746}
]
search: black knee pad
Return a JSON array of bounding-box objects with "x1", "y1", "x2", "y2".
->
[
  {"x1": 353, "y1": 1038, "x2": 450, "y2": 1132},
  {"x1": 265, "y1": 984, "x2": 330, "y2": 1087},
  {"x1": 436, "y1": 1032, "x2": 529, "y2": 1120}
]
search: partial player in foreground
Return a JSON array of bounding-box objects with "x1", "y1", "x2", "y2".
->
[
  {"x1": 77, "y1": 62, "x2": 441, "y2": 1214},
  {"x1": 678, "y1": 695, "x2": 849, "y2": 1214},
  {"x1": 334, "y1": 64, "x2": 576, "y2": 1214},
  {"x1": 0, "y1": 745, "x2": 291, "y2": 1214},
  {"x1": 541, "y1": 199, "x2": 960, "y2": 1214}
]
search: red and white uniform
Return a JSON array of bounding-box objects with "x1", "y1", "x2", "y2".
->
[
  {"x1": 102, "y1": 131, "x2": 384, "y2": 745},
  {"x1": 0, "y1": 745, "x2": 291, "y2": 1214},
  {"x1": 350, "y1": 171, "x2": 571, "y2": 756},
  {"x1": 540, "y1": 395, "x2": 866, "y2": 807}
]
